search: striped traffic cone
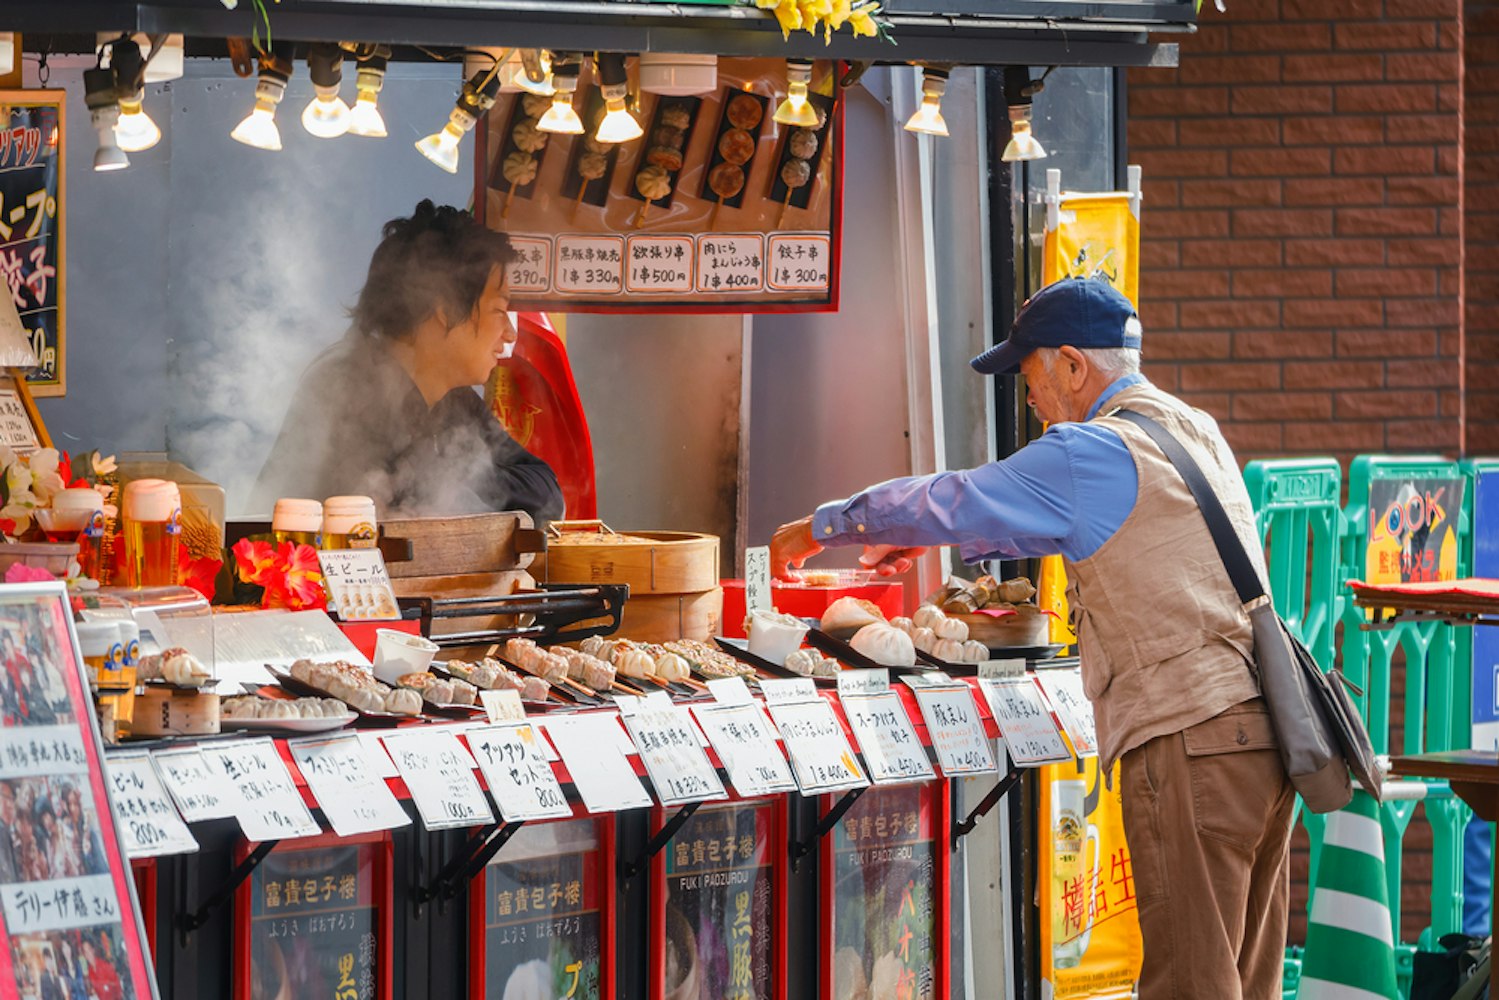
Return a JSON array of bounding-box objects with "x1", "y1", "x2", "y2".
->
[{"x1": 1297, "y1": 791, "x2": 1399, "y2": 1000}]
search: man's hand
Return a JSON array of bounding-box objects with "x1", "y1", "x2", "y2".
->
[
  {"x1": 859, "y1": 544, "x2": 929, "y2": 577},
  {"x1": 770, "y1": 516, "x2": 822, "y2": 580}
]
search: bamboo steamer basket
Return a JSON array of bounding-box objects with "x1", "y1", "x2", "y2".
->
[
  {"x1": 950, "y1": 606, "x2": 1051, "y2": 647},
  {"x1": 533, "y1": 521, "x2": 721, "y2": 641}
]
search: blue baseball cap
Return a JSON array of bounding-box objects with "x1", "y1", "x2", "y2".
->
[{"x1": 970, "y1": 277, "x2": 1142, "y2": 376}]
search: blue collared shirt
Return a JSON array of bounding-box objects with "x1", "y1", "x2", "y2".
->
[{"x1": 811, "y1": 374, "x2": 1146, "y2": 563}]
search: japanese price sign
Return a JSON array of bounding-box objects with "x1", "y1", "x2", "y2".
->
[
  {"x1": 545, "y1": 714, "x2": 654, "y2": 813},
  {"x1": 288, "y1": 735, "x2": 410, "y2": 837},
  {"x1": 467, "y1": 723, "x2": 572, "y2": 823},
  {"x1": 842, "y1": 691, "x2": 934, "y2": 785},
  {"x1": 0, "y1": 92, "x2": 65, "y2": 395},
  {"x1": 978, "y1": 677, "x2": 1072, "y2": 766},
  {"x1": 554, "y1": 236, "x2": 624, "y2": 295},
  {"x1": 381, "y1": 729, "x2": 495, "y2": 830},
  {"x1": 1035, "y1": 668, "x2": 1099, "y2": 758},
  {"x1": 624, "y1": 235, "x2": 694, "y2": 294},
  {"x1": 907, "y1": 681, "x2": 997, "y2": 777},
  {"x1": 316, "y1": 549, "x2": 401, "y2": 622},
  {"x1": 105, "y1": 753, "x2": 198, "y2": 858},
  {"x1": 199, "y1": 739, "x2": 322, "y2": 841},
  {"x1": 766, "y1": 697, "x2": 869, "y2": 795},
  {"x1": 622, "y1": 702, "x2": 728, "y2": 807},
  {"x1": 152, "y1": 746, "x2": 237, "y2": 822},
  {"x1": 507, "y1": 236, "x2": 552, "y2": 293},
  {"x1": 696, "y1": 235, "x2": 764, "y2": 294},
  {"x1": 766, "y1": 234, "x2": 831, "y2": 292},
  {"x1": 692, "y1": 703, "x2": 797, "y2": 798}
]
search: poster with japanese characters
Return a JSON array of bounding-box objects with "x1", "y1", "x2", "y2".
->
[
  {"x1": 480, "y1": 59, "x2": 840, "y2": 313},
  {"x1": 0, "y1": 583, "x2": 157, "y2": 1000},
  {"x1": 479, "y1": 819, "x2": 604, "y2": 1000},
  {"x1": 657, "y1": 801, "x2": 775, "y2": 1000},
  {"x1": 830, "y1": 784, "x2": 934, "y2": 1000},
  {"x1": 0, "y1": 93, "x2": 64, "y2": 395},
  {"x1": 243, "y1": 840, "x2": 385, "y2": 1000}
]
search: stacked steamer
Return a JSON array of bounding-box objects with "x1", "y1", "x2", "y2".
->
[{"x1": 533, "y1": 521, "x2": 720, "y2": 642}]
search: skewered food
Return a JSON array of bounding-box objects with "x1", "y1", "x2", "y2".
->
[
  {"x1": 789, "y1": 127, "x2": 819, "y2": 160},
  {"x1": 662, "y1": 639, "x2": 755, "y2": 678},
  {"x1": 635, "y1": 164, "x2": 673, "y2": 201},
  {"x1": 578, "y1": 152, "x2": 609, "y2": 180},
  {"x1": 561, "y1": 649, "x2": 617, "y2": 691},
  {"x1": 717, "y1": 128, "x2": 755, "y2": 165},
  {"x1": 502, "y1": 151, "x2": 539, "y2": 187},
  {"x1": 653, "y1": 652, "x2": 692, "y2": 683},
  {"x1": 781, "y1": 158, "x2": 811, "y2": 190},
  {"x1": 726, "y1": 93, "x2": 764, "y2": 130},
  {"x1": 707, "y1": 163, "x2": 745, "y2": 200},
  {"x1": 522, "y1": 93, "x2": 552, "y2": 118},
  {"x1": 646, "y1": 145, "x2": 684, "y2": 171},
  {"x1": 615, "y1": 648, "x2": 657, "y2": 679},
  {"x1": 652, "y1": 126, "x2": 685, "y2": 150},
  {"x1": 512, "y1": 119, "x2": 549, "y2": 153},
  {"x1": 851, "y1": 623, "x2": 916, "y2": 667},
  {"x1": 659, "y1": 105, "x2": 692, "y2": 130}
]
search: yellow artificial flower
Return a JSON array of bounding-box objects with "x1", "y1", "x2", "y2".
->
[
  {"x1": 848, "y1": 2, "x2": 880, "y2": 36},
  {"x1": 771, "y1": 0, "x2": 802, "y2": 38}
]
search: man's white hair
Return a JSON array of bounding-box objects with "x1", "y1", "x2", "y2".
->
[{"x1": 1036, "y1": 346, "x2": 1141, "y2": 379}]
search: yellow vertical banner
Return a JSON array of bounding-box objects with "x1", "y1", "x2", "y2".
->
[{"x1": 1035, "y1": 174, "x2": 1144, "y2": 999}]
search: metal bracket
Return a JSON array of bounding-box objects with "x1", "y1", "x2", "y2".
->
[
  {"x1": 952, "y1": 768, "x2": 1023, "y2": 850},
  {"x1": 184, "y1": 839, "x2": 278, "y2": 936},
  {"x1": 419, "y1": 822, "x2": 526, "y2": 903},
  {"x1": 790, "y1": 787, "x2": 867, "y2": 873},
  {"x1": 619, "y1": 801, "x2": 703, "y2": 881}
]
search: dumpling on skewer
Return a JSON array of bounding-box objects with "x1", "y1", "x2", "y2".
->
[
  {"x1": 636, "y1": 164, "x2": 673, "y2": 202},
  {"x1": 512, "y1": 119, "x2": 549, "y2": 153},
  {"x1": 521, "y1": 93, "x2": 552, "y2": 118},
  {"x1": 717, "y1": 128, "x2": 755, "y2": 166},
  {"x1": 578, "y1": 152, "x2": 609, "y2": 182},
  {"x1": 646, "y1": 146, "x2": 684, "y2": 172},
  {"x1": 726, "y1": 93, "x2": 764, "y2": 130},
  {"x1": 659, "y1": 105, "x2": 692, "y2": 131},
  {"x1": 707, "y1": 163, "x2": 745, "y2": 201},
  {"x1": 789, "y1": 127, "x2": 820, "y2": 160},
  {"x1": 654, "y1": 652, "x2": 691, "y2": 683},
  {"x1": 652, "y1": 126, "x2": 685, "y2": 150},
  {"x1": 781, "y1": 158, "x2": 812, "y2": 192},
  {"x1": 502, "y1": 151, "x2": 539, "y2": 188}
]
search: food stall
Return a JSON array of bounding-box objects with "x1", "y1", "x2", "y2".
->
[{"x1": 0, "y1": 0, "x2": 1184, "y2": 995}]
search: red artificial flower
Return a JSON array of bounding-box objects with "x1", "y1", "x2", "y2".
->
[
  {"x1": 232, "y1": 538, "x2": 280, "y2": 587},
  {"x1": 0, "y1": 519, "x2": 16, "y2": 540},
  {"x1": 57, "y1": 451, "x2": 71, "y2": 487},
  {"x1": 4, "y1": 564, "x2": 56, "y2": 584},
  {"x1": 278, "y1": 542, "x2": 328, "y2": 612},
  {"x1": 178, "y1": 546, "x2": 222, "y2": 603}
]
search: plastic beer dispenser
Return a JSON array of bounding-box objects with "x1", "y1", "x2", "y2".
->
[
  {"x1": 272, "y1": 497, "x2": 323, "y2": 546},
  {"x1": 122, "y1": 478, "x2": 183, "y2": 587}
]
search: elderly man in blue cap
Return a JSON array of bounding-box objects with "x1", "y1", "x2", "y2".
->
[{"x1": 772, "y1": 277, "x2": 1294, "y2": 999}]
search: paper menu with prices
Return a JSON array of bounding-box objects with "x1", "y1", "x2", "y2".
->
[
  {"x1": 621, "y1": 703, "x2": 728, "y2": 807},
  {"x1": 625, "y1": 235, "x2": 694, "y2": 294},
  {"x1": 507, "y1": 236, "x2": 552, "y2": 293},
  {"x1": 198, "y1": 740, "x2": 322, "y2": 841},
  {"x1": 692, "y1": 703, "x2": 797, "y2": 798},
  {"x1": 977, "y1": 677, "x2": 1072, "y2": 766},
  {"x1": 766, "y1": 234, "x2": 832, "y2": 292},
  {"x1": 766, "y1": 698, "x2": 869, "y2": 795},
  {"x1": 288, "y1": 735, "x2": 410, "y2": 837},
  {"x1": 555, "y1": 235, "x2": 625, "y2": 295},
  {"x1": 0, "y1": 389, "x2": 39, "y2": 452},
  {"x1": 151, "y1": 747, "x2": 237, "y2": 822},
  {"x1": 696, "y1": 235, "x2": 765, "y2": 293},
  {"x1": 545, "y1": 714, "x2": 654, "y2": 813},
  {"x1": 908, "y1": 684, "x2": 998, "y2": 777},
  {"x1": 105, "y1": 754, "x2": 199, "y2": 859},
  {"x1": 467, "y1": 723, "x2": 573, "y2": 823},
  {"x1": 381, "y1": 729, "x2": 495, "y2": 831},
  {"x1": 1035, "y1": 668, "x2": 1098, "y2": 758},
  {"x1": 317, "y1": 548, "x2": 402, "y2": 622},
  {"x1": 841, "y1": 691, "x2": 934, "y2": 785}
]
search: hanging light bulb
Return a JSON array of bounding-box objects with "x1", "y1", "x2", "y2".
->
[
  {"x1": 774, "y1": 59, "x2": 819, "y2": 128},
  {"x1": 537, "y1": 56, "x2": 584, "y2": 135},
  {"x1": 301, "y1": 43, "x2": 351, "y2": 139},
  {"x1": 903, "y1": 67, "x2": 949, "y2": 137},
  {"x1": 593, "y1": 52, "x2": 642, "y2": 144},
  {"x1": 84, "y1": 66, "x2": 128, "y2": 172},
  {"x1": 348, "y1": 46, "x2": 389, "y2": 138},
  {"x1": 1000, "y1": 66, "x2": 1048, "y2": 163},
  {"x1": 415, "y1": 66, "x2": 501, "y2": 173},
  {"x1": 109, "y1": 39, "x2": 161, "y2": 152},
  {"x1": 232, "y1": 50, "x2": 292, "y2": 151},
  {"x1": 516, "y1": 49, "x2": 555, "y2": 96}
]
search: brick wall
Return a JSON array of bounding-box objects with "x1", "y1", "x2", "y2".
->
[
  {"x1": 1126, "y1": 0, "x2": 1469, "y2": 469},
  {"x1": 1468, "y1": 2, "x2": 1499, "y2": 450}
]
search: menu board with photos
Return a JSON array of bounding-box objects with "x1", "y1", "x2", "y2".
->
[
  {"x1": 656, "y1": 801, "x2": 776, "y2": 1000},
  {"x1": 0, "y1": 584, "x2": 157, "y2": 1000},
  {"x1": 481, "y1": 59, "x2": 840, "y2": 312},
  {"x1": 475, "y1": 818, "x2": 607, "y2": 1000}
]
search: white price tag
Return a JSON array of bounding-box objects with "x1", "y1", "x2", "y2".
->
[
  {"x1": 0, "y1": 389, "x2": 39, "y2": 452},
  {"x1": 358, "y1": 732, "x2": 399, "y2": 779},
  {"x1": 546, "y1": 714, "x2": 654, "y2": 813},
  {"x1": 760, "y1": 677, "x2": 817, "y2": 706},
  {"x1": 151, "y1": 747, "x2": 237, "y2": 822},
  {"x1": 707, "y1": 675, "x2": 754, "y2": 706},
  {"x1": 382, "y1": 730, "x2": 495, "y2": 830},
  {"x1": 480, "y1": 688, "x2": 526, "y2": 723},
  {"x1": 622, "y1": 703, "x2": 727, "y2": 806},
  {"x1": 692, "y1": 703, "x2": 797, "y2": 797},
  {"x1": 289, "y1": 735, "x2": 411, "y2": 837},
  {"x1": 911, "y1": 685, "x2": 998, "y2": 777},
  {"x1": 745, "y1": 546, "x2": 772, "y2": 613},
  {"x1": 766, "y1": 234, "x2": 832, "y2": 291},
  {"x1": 106, "y1": 754, "x2": 198, "y2": 859},
  {"x1": 978, "y1": 677, "x2": 1073, "y2": 766},
  {"x1": 1036, "y1": 668, "x2": 1098, "y2": 758},
  {"x1": 979, "y1": 658, "x2": 1027, "y2": 680},
  {"x1": 837, "y1": 669, "x2": 889, "y2": 697},
  {"x1": 317, "y1": 549, "x2": 401, "y2": 622},
  {"x1": 508, "y1": 236, "x2": 553, "y2": 293},
  {"x1": 555, "y1": 235, "x2": 624, "y2": 295},
  {"x1": 767, "y1": 699, "x2": 869, "y2": 795},
  {"x1": 468, "y1": 723, "x2": 572, "y2": 823},
  {"x1": 696, "y1": 234, "x2": 764, "y2": 293},
  {"x1": 199, "y1": 740, "x2": 322, "y2": 841},
  {"x1": 624, "y1": 235, "x2": 694, "y2": 293},
  {"x1": 841, "y1": 691, "x2": 934, "y2": 785}
]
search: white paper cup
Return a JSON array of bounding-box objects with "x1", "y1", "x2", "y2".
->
[
  {"x1": 372, "y1": 628, "x2": 439, "y2": 685},
  {"x1": 746, "y1": 609, "x2": 809, "y2": 666}
]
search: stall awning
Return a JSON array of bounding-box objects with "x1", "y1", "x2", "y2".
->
[{"x1": 6, "y1": 0, "x2": 1188, "y2": 67}]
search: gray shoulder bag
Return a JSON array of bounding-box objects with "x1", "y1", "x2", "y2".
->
[{"x1": 1116, "y1": 410, "x2": 1380, "y2": 813}]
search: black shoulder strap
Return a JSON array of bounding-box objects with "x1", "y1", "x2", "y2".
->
[{"x1": 1111, "y1": 409, "x2": 1266, "y2": 605}]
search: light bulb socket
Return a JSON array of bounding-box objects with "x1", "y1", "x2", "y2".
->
[
  {"x1": 1003, "y1": 65, "x2": 1039, "y2": 110},
  {"x1": 110, "y1": 37, "x2": 147, "y2": 94},
  {"x1": 117, "y1": 90, "x2": 146, "y2": 115},
  {"x1": 355, "y1": 65, "x2": 386, "y2": 98},
  {"x1": 595, "y1": 52, "x2": 631, "y2": 89},
  {"x1": 601, "y1": 81, "x2": 628, "y2": 104},
  {"x1": 308, "y1": 42, "x2": 344, "y2": 89},
  {"x1": 83, "y1": 67, "x2": 119, "y2": 111},
  {"x1": 920, "y1": 66, "x2": 949, "y2": 98},
  {"x1": 254, "y1": 74, "x2": 288, "y2": 108},
  {"x1": 458, "y1": 70, "x2": 502, "y2": 117},
  {"x1": 786, "y1": 59, "x2": 814, "y2": 87}
]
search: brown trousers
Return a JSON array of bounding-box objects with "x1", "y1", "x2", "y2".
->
[{"x1": 1119, "y1": 699, "x2": 1296, "y2": 1000}]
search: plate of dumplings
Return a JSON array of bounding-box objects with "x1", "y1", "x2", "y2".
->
[{"x1": 220, "y1": 695, "x2": 356, "y2": 733}]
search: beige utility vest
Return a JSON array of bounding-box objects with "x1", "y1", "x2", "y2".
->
[{"x1": 1064, "y1": 383, "x2": 1266, "y2": 769}]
